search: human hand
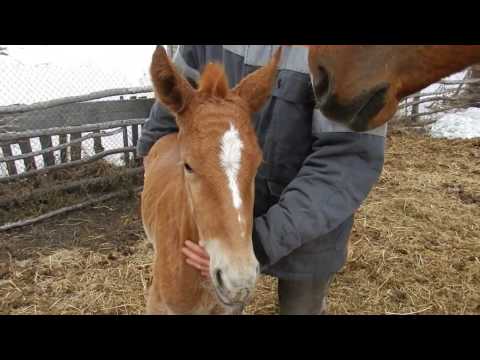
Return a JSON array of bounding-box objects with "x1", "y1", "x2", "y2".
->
[{"x1": 182, "y1": 240, "x2": 211, "y2": 278}]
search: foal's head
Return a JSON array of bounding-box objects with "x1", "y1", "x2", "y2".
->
[{"x1": 150, "y1": 46, "x2": 281, "y2": 307}]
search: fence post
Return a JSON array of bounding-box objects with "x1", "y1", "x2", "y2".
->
[
  {"x1": 131, "y1": 124, "x2": 140, "y2": 166},
  {"x1": 93, "y1": 130, "x2": 105, "y2": 154},
  {"x1": 18, "y1": 139, "x2": 36, "y2": 171},
  {"x1": 59, "y1": 134, "x2": 68, "y2": 163},
  {"x1": 70, "y1": 133, "x2": 82, "y2": 161},
  {"x1": 39, "y1": 135, "x2": 56, "y2": 167},
  {"x1": 131, "y1": 124, "x2": 139, "y2": 149},
  {"x1": 1, "y1": 143, "x2": 17, "y2": 175},
  {"x1": 123, "y1": 126, "x2": 130, "y2": 167},
  {"x1": 410, "y1": 95, "x2": 421, "y2": 122}
]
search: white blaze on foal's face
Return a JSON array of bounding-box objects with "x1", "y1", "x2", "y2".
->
[{"x1": 220, "y1": 123, "x2": 244, "y2": 212}]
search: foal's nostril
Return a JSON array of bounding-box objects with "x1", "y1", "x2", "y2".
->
[
  {"x1": 313, "y1": 65, "x2": 330, "y2": 101},
  {"x1": 256, "y1": 264, "x2": 260, "y2": 275},
  {"x1": 215, "y1": 269, "x2": 224, "y2": 289}
]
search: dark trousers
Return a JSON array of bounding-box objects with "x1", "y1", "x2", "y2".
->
[
  {"x1": 253, "y1": 178, "x2": 336, "y2": 315},
  {"x1": 278, "y1": 274, "x2": 334, "y2": 315}
]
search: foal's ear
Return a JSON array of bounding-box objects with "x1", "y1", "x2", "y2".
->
[
  {"x1": 150, "y1": 46, "x2": 195, "y2": 115},
  {"x1": 232, "y1": 47, "x2": 282, "y2": 113}
]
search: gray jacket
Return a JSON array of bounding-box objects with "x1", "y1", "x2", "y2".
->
[{"x1": 137, "y1": 45, "x2": 386, "y2": 280}]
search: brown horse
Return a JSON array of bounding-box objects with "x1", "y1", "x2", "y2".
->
[
  {"x1": 141, "y1": 47, "x2": 282, "y2": 314},
  {"x1": 306, "y1": 45, "x2": 480, "y2": 131}
]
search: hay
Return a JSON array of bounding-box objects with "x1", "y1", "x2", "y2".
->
[
  {"x1": 0, "y1": 160, "x2": 142, "y2": 226},
  {"x1": 1, "y1": 131, "x2": 479, "y2": 314}
]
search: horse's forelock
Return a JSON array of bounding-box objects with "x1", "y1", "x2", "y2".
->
[{"x1": 198, "y1": 63, "x2": 229, "y2": 99}]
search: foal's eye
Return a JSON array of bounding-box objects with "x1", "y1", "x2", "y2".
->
[{"x1": 184, "y1": 163, "x2": 194, "y2": 173}]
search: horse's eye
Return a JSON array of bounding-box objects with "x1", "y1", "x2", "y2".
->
[{"x1": 184, "y1": 163, "x2": 193, "y2": 173}]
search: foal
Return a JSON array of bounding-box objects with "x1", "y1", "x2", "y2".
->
[{"x1": 141, "y1": 47, "x2": 282, "y2": 314}]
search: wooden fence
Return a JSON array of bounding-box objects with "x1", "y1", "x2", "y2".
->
[
  {"x1": 396, "y1": 78, "x2": 480, "y2": 125},
  {"x1": 0, "y1": 46, "x2": 184, "y2": 231},
  {"x1": 0, "y1": 87, "x2": 155, "y2": 231},
  {"x1": 0, "y1": 118, "x2": 146, "y2": 183},
  {"x1": 0, "y1": 83, "x2": 157, "y2": 182}
]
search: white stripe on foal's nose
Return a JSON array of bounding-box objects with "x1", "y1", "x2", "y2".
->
[{"x1": 220, "y1": 123, "x2": 244, "y2": 211}]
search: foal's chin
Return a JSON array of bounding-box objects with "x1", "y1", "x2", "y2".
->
[{"x1": 201, "y1": 239, "x2": 259, "y2": 308}]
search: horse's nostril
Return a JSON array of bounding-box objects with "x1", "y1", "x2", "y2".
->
[
  {"x1": 352, "y1": 84, "x2": 390, "y2": 132},
  {"x1": 256, "y1": 264, "x2": 260, "y2": 275},
  {"x1": 215, "y1": 269, "x2": 224, "y2": 289}
]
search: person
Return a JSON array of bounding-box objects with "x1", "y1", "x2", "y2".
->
[{"x1": 137, "y1": 45, "x2": 387, "y2": 315}]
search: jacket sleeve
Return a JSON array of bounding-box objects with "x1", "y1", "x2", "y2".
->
[
  {"x1": 252, "y1": 111, "x2": 387, "y2": 267},
  {"x1": 136, "y1": 45, "x2": 205, "y2": 157}
]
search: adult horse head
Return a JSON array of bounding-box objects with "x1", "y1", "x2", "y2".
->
[{"x1": 306, "y1": 45, "x2": 480, "y2": 131}]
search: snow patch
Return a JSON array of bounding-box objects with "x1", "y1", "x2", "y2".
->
[{"x1": 430, "y1": 107, "x2": 480, "y2": 139}]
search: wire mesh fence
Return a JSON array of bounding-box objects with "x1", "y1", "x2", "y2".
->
[
  {"x1": 0, "y1": 96, "x2": 154, "y2": 178},
  {"x1": 0, "y1": 45, "x2": 183, "y2": 177}
]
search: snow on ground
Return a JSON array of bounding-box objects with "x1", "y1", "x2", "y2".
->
[
  {"x1": 430, "y1": 107, "x2": 480, "y2": 139},
  {"x1": 418, "y1": 66, "x2": 479, "y2": 141}
]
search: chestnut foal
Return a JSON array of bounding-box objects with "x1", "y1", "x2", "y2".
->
[{"x1": 141, "y1": 47, "x2": 281, "y2": 314}]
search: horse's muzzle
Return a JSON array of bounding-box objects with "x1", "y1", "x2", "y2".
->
[{"x1": 211, "y1": 260, "x2": 258, "y2": 306}]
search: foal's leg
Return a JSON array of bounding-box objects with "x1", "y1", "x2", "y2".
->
[{"x1": 146, "y1": 285, "x2": 169, "y2": 315}]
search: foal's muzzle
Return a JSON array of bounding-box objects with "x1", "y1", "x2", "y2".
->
[{"x1": 211, "y1": 258, "x2": 259, "y2": 306}]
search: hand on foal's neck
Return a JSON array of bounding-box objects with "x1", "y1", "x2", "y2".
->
[{"x1": 182, "y1": 240, "x2": 211, "y2": 278}]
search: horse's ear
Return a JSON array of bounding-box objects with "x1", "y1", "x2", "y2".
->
[
  {"x1": 232, "y1": 47, "x2": 282, "y2": 113},
  {"x1": 150, "y1": 46, "x2": 195, "y2": 116}
]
